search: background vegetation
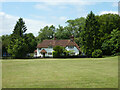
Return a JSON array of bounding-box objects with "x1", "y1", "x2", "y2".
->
[{"x1": 1, "y1": 11, "x2": 120, "y2": 58}]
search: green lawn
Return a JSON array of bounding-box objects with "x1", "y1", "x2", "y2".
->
[{"x1": 2, "y1": 56, "x2": 118, "y2": 88}]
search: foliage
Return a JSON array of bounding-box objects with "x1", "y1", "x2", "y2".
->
[
  {"x1": 53, "y1": 46, "x2": 66, "y2": 57},
  {"x1": 98, "y1": 14, "x2": 120, "y2": 41},
  {"x1": 2, "y1": 11, "x2": 120, "y2": 58},
  {"x1": 1, "y1": 35, "x2": 11, "y2": 56},
  {"x1": 63, "y1": 50, "x2": 75, "y2": 56},
  {"x1": 7, "y1": 18, "x2": 29, "y2": 58},
  {"x1": 24, "y1": 33, "x2": 37, "y2": 53},
  {"x1": 81, "y1": 11, "x2": 100, "y2": 57},
  {"x1": 37, "y1": 25, "x2": 55, "y2": 43},
  {"x1": 7, "y1": 38, "x2": 28, "y2": 58},
  {"x1": 92, "y1": 49, "x2": 103, "y2": 58},
  {"x1": 55, "y1": 25, "x2": 71, "y2": 39},
  {"x1": 13, "y1": 18, "x2": 27, "y2": 37},
  {"x1": 66, "y1": 17, "x2": 85, "y2": 38},
  {"x1": 102, "y1": 28, "x2": 120, "y2": 55}
]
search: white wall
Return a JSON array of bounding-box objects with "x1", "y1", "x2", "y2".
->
[
  {"x1": 65, "y1": 46, "x2": 79, "y2": 55},
  {"x1": 37, "y1": 46, "x2": 79, "y2": 57},
  {"x1": 37, "y1": 48, "x2": 53, "y2": 57}
]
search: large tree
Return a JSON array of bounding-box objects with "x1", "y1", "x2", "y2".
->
[
  {"x1": 66, "y1": 17, "x2": 85, "y2": 38},
  {"x1": 81, "y1": 11, "x2": 100, "y2": 57},
  {"x1": 102, "y1": 28, "x2": 120, "y2": 55},
  {"x1": 55, "y1": 25, "x2": 71, "y2": 39},
  {"x1": 37, "y1": 25, "x2": 55, "y2": 43},
  {"x1": 13, "y1": 18, "x2": 27, "y2": 37},
  {"x1": 98, "y1": 14, "x2": 120, "y2": 42},
  {"x1": 7, "y1": 18, "x2": 28, "y2": 58}
]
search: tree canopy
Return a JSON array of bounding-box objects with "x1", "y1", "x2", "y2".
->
[
  {"x1": 2, "y1": 11, "x2": 120, "y2": 58},
  {"x1": 6, "y1": 18, "x2": 37, "y2": 58}
]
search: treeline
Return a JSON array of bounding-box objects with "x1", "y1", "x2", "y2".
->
[{"x1": 1, "y1": 11, "x2": 120, "y2": 58}]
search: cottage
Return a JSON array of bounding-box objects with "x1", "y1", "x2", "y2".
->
[{"x1": 34, "y1": 35, "x2": 80, "y2": 57}]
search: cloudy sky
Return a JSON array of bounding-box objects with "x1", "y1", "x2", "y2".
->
[{"x1": 0, "y1": 0, "x2": 119, "y2": 36}]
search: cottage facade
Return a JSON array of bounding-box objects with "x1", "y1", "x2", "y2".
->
[{"x1": 34, "y1": 36, "x2": 80, "y2": 57}]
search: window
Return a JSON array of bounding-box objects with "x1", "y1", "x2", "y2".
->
[
  {"x1": 48, "y1": 53, "x2": 52, "y2": 55},
  {"x1": 48, "y1": 46, "x2": 52, "y2": 48},
  {"x1": 68, "y1": 46, "x2": 74, "y2": 49}
]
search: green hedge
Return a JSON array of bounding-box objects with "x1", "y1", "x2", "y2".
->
[{"x1": 92, "y1": 49, "x2": 103, "y2": 58}]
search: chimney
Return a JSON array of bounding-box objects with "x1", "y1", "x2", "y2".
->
[{"x1": 70, "y1": 35, "x2": 74, "y2": 41}]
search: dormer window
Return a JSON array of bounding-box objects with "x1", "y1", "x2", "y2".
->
[
  {"x1": 68, "y1": 46, "x2": 74, "y2": 49},
  {"x1": 48, "y1": 46, "x2": 52, "y2": 48}
]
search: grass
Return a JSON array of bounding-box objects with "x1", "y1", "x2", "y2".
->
[{"x1": 2, "y1": 56, "x2": 118, "y2": 88}]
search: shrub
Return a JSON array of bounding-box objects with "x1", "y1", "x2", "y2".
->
[
  {"x1": 92, "y1": 49, "x2": 103, "y2": 58},
  {"x1": 53, "y1": 46, "x2": 65, "y2": 57},
  {"x1": 52, "y1": 51, "x2": 58, "y2": 58}
]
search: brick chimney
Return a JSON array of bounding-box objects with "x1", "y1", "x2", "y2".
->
[{"x1": 70, "y1": 35, "x2": 74, "y2": 41}]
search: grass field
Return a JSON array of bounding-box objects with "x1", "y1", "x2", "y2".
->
[{"x1": 2, "y1": 56, "x2": 118, "y2": 88}]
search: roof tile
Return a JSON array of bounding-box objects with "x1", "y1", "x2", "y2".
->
[{"x1": 37, "y1": 39, "x2": 80, "y2": 50}]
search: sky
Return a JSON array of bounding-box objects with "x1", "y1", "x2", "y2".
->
[{"x1": 0, "y1": 0, "x2": 119, "y2": 36}]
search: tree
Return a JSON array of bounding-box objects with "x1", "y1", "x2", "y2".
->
[
  {"x1": 98, "y1": 14, "x2": 120, "y2": 43},
  {"x1": 66, "y1": 17, "x2": 86, "y2": 46},
  {"x1": 13, "y1": 18, "x2": 27, "y2": 37},
  {"x1": 7, "y1": 38, "x2": 28, "y2": 58},
  {"x1": 7, "y1": 18, "x2": 28, "y2": 58},
  {"x1": 53, "y1": 46, "x2": 66, "y2": 57},
  {"x1": 55, "y1": 25, "x2": 71, "y2": 39},
  {"x1": 102, "y1": 28, "x2": 120, "y2": 55},
  {"x1": 24, "y1": 33, "x2": 37, "y2": 53},
  {"x1": 66, "y1": 17, "x2": 85, "y2": 38},
  {"x1": 81, "y1": 11, "x2": 100, "y2": 57},
  {"x1": 1, "y1": 35, "x2": 11, "y2": 56},
  {"x1": 37, "y1": 25, "x2": 55, "y2": 43}
]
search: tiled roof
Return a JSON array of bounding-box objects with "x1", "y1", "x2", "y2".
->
[{"x1": 37, "y1": 39, "x2": 80, "y2": 50}]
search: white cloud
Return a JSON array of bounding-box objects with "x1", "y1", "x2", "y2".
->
[
  {"x1": 99, "y1": 11, "x2": 118, "y2": 15},
  {"x1": 0, "y1": 12, "x2": 53, "y2": 36}
]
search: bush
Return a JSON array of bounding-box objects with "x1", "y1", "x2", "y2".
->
[
  {"x1": 52, "y1": 51, "x2": 58, "y2": 58},
  {"x1": 53, "y1": 46, "x2": 65, "y2": 57},
  {"x1": 92, "y1": 49, "x2": 103, "y2": 58}
]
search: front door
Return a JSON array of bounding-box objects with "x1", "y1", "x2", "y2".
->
[{"x1": 43, "y1": 53, "x2": 45, "y2": 58}]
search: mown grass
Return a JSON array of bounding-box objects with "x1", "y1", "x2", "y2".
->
[{"x1": 2, "y1": 56, "x2": 118, "y2": 88}]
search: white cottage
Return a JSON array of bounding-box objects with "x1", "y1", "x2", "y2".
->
[{"x1": 34, "y1": 35, "x2": 80, "y2": 57}]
